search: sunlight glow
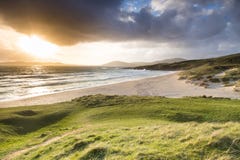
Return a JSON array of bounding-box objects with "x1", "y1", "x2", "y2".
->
[{"x1": 17, "y1": 35, "x2": 59, "y2": 59}]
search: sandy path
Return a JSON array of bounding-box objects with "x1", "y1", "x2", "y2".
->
[
  {"x1": 0, "y1": 73, "x2": 239, "y2": 108},
  {"x1": 3, "y1": 129, "x2": 82, "y2": 160}
]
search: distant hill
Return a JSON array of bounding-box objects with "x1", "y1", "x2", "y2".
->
[
  {"x1": 0, "y1": 61, "x2": 70, "y2": 66},
  {"x1": 102, "y1": 61, "x2": 135, "y2": 68},
  {"x1": 135, "y1": 53, "x2": 240, "y2": 70},
  {"x1": 102, "y1": 58, "x2": 186, "y2": 68}
]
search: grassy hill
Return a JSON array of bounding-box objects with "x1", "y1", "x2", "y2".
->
[
  {"x1": 1, "y1": 95, "x2": 240, "y2": 159},
  {"x1": 135, "y1": 53, "x2": 240, "y2": 70},
  {"x1": 136, "y1": 53, "x2": 240, "y2": 90}
]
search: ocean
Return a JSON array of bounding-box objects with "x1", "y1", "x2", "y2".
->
[{"x1": 0, "y1": 65, "x2": 173, "y2": 101}]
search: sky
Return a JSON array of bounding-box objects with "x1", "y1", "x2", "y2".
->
[{"x1": 0, "y1": 0, "x2": 240, "y2": 65}]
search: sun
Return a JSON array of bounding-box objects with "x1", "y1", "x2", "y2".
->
[{"x1": 17, "y1": 35, "x2": 59, "y2": 59}]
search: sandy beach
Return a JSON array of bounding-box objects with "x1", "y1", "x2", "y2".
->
[{"x1": 0, "y1": 72, "x2": 239, "y2": 108}]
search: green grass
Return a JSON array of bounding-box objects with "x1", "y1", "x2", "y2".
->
[
  {"x1": 179, "y1": 66, "x2": 240, "y2": 89},
  {"x1": 1, "y1": 95, "x2": 240, "y2": 159}
]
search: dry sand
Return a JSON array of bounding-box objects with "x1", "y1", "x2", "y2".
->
[{"x1": 0, "y1": 73, "x2": 239, "y2": 108}]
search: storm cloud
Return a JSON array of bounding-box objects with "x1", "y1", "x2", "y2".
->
[{"x1": 0, "y1": 0, "x2": 239, "y2": 47}]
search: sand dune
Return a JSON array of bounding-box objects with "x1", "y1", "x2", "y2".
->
[{"x1": 0, "y1": 73, "x2": 239, "y2": 108}]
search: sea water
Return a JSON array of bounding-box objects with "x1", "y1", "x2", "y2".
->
[{"x1": 0, "y1": 65, "x2": 173, "y2": 101}]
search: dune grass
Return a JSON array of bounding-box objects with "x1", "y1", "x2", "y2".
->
[
  {"x1": 0, "y1": 95, "x2": 240, "y2": 159},
  {"x1": 179, "y1": 66, "x2": 240, "y2": 90},
  {"x1": 136, "y1": 53, "x2": 240, "y2": 89}
]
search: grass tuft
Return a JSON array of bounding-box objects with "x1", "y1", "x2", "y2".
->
[{"x1": 79, "y1": 147, "x2": 107, "y2": 160}]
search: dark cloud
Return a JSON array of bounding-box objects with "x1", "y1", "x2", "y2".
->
[
  {"x1": 0, "y1": 0, "x2": 122, "y2": 45},
  {"x1": 0, "y1": 0, "x2": 239, "y2": 47}
]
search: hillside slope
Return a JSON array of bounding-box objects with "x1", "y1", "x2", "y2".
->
[
  {"x1": 1, "y1": 95, "x2": 240, "y2": 160},
  {"x1": 136, "y1": 53, "x2": 240, "y2": 90},
  {"x1": 136, "y1": 53, "x2": 240, "y2": 70}
]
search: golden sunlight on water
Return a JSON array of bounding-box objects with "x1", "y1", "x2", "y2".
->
[{"x1": 26, "y1": 65, "x2": 50, "y2": 97}]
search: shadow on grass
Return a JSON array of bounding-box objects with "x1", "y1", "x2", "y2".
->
[
  {"x1": 55, "y1": 141, "x2": 90, "y2": 159},
  {"x1": 137, "y1": 153, "x2": 166, "y2": 160},
  {"x1": 0, "y1": 111, "x2": 69, "y2": 134},
  {"x1": 79, "y1": 147, "x2": 107, "y2": 160},
  {"x1": 165, "y1": 112, "x2": 203, "y2": 122},
  {"x1": 14, "y1": 110, "x2": 38, "y2": 116}
]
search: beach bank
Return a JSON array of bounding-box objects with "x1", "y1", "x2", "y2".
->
[{"x1": 0, "y1": 72, "x2": 239, "y2": 108}]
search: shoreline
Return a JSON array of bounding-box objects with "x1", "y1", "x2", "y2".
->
[
  {"x1": 0, "y1": 72, "x2": 239, "y2": 108},
  {"x1": 0, "y1": 69, "x2": 174, "y2": 103},
  {"x1": 0, "y1": 71, "x2": 175, "y2": 103}
]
